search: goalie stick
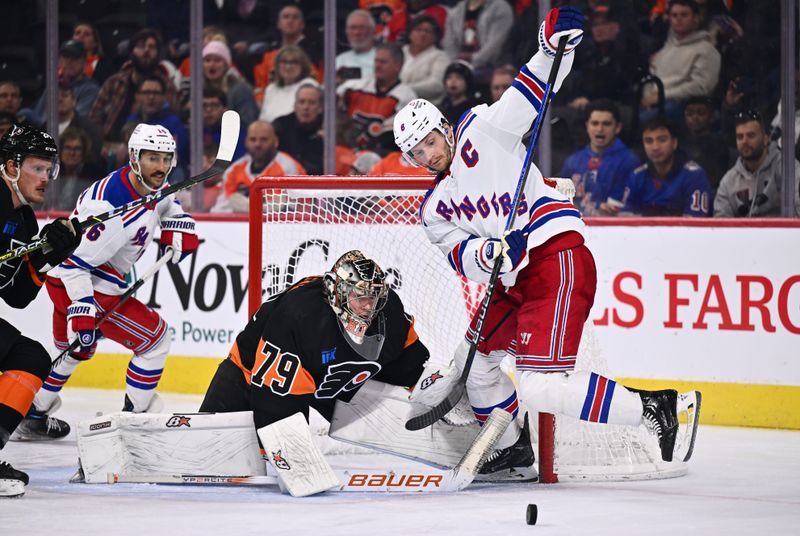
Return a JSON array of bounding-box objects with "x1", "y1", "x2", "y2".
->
[
  {"x1": 50, "y1": 249, "x2": 173, "y2": 367},
  {"x1": 0, "y1": 110, "x2": 240, "y2": 264},
  {"x1": 105, "y1": 408, "x2": 512, "y2": 494},
  {"x1": 406, "y1": 37, "x2": 570, "y2": 431}
]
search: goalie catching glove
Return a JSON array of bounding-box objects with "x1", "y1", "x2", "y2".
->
[
  {"x1": 29, "y1": 217, "x2": 82, "y2": 273},
  {"x1": 67, "y1": 297, "x2": 98, "y2": 353},
  {"x1": 159, "y1": 216, "x2": 199, "y2": 264}
]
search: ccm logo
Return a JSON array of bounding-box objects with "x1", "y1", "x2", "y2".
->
[{"x1": 347, "y1": 473, "x2": 443, "y2": 488}]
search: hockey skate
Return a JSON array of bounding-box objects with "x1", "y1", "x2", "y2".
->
[
  {"x1": 674, "y1": 390, "x2": 702, "y2": 462},
  {"x1": 0, "y1": 460, "x2": 29, "y2": 498},
  {"x1": 11, "y1": 407, "x2": 70, "y2": 441},
  {"x1": 635, "y1": 389, "x2": 679, "y2": 462},
  {"x1": 122, "y1": 392, "x2": 164, "y2": 413},
  {"x1": 475, "y1": 413, "x2": 538, "y2": 483}
]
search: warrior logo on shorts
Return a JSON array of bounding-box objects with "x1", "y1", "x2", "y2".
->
[
  {"x1": 272, "y1": 450, "x2": 290, "y2": 470},
  {"x1": 420, "y1": 371, "x2": 443, "y2": 390},
  {"x1": 165, "y1": 415, "x2": 192, "y2": 428}
]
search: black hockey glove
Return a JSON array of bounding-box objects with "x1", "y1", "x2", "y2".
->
[{"x1": 29, "y1": 217, "x2": 82, "y2": 273}]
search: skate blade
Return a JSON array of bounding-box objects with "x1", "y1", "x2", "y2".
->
[{"x1": 676, "y1": 391, "x2": 702, "y2": 462}]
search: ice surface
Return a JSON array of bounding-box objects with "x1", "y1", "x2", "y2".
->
[{"x1": 2, "y1": 388, "x2": 799, "y2": 536}]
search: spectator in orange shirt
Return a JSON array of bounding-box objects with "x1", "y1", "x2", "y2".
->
[
  {"x1": 368, "y1": 151, "x2": 434, "y2": 176},
  {"x1": 212, "y1": 120, "x2": 306, "y2": 213}
]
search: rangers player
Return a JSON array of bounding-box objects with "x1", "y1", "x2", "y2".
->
[
  {"x1": 393, "y1": 7, "x2": 701, "y2": 478},
  {"x1": 13, "y1": 124, "x2": 199, "y2": 440},
  {"x1": 0, "y1": 125, "x2": 82, "y2": 496}
]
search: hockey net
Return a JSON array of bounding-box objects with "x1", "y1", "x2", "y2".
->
[{"x1": 248, "y1": 176, "x2": 687, "y2": 482}]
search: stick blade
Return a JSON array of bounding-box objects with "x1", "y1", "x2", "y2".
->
[
  {"x1": 447, "y1": 408, "x2": 513, "y2": 491},
  {"x1": 405, "y1": 383, "x2": 465, "y2": 431},
  {"x1": 217, "y1": 110, "x2": 241, "y2": 163}
]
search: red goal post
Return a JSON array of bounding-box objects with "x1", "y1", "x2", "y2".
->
[{"x1": 248, "y1": 175, "x2": 688, "y2": 483}]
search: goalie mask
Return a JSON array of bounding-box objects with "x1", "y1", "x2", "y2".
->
[
  {"x1": 324, "y1": 250, "x2": 389, "y2": 352},
  {"x1": 393, "y1": 98, "x2": 454, "y2": 172},
  {"x1": 0, "y1": 124, "x2": 60, "y2": 206},
  {"x1": 128, "y1": 123, "x2": 177, "y2": 192}
]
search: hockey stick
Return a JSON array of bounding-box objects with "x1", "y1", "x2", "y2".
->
[
  {"x1": 0, "y1": 110, "x2": 240, "y2": 264},
  {"x1": 51, "y1": 249, "x2": 173, "y2": 366},
  {"x1": 106, "y1": 408, "x2": 511, "y2": 493},
  {"x1": 406, "y1": 37, "x2": 569, "y2": 431}
]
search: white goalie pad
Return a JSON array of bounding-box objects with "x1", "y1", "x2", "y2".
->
[
  {"x1": 330, "y1": 380, "x2": 481, "y2": 469},
  {"x1": 257, "y1": 412, "x2": 340, "y2": 497},
  {"x1": 76, "y1": 411, "x2": 265, "y2": 484}
]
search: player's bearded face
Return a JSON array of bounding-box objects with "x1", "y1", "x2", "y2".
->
[
  {"x1": 409, "y1": 131, "x2": 452, "y2": 172},
  {"x1": 138, "y1": 150, "x2": 173, "y2": 189}
]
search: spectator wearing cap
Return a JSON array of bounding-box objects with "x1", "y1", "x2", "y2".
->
[
  {"x1": 336, "y1": 10, "x2": 377, "y2": 83},
  {"x1": 440, "y1": 61, "x2": 477, "y2": 125},
  {"x1": 126, "y1": 75, "x2": 190, "y2": 181},
  {"x1": 385, "y1": 0, "x2": 448, "y2": 44},
  {"x1": 399, "y1": 16, "x2": 449, "y2": 105},
  {"x1": 442, "y1": 0, "x2": 513, "y2": 84},
  {"x1": 714, "y1": 111, "x2": 800, "y2": 217},
  {"x1": 90, "y1": 28, "x2": 178, "y2": 144},
  {"x1": 259, "y1": 45, "x2": 319, "y2": 124},
  {"x1": 203, "y1": 40, "x2": 259, "y2": 126},
  {"x1": 22, "y1": 40, "x2": 100, "y2": 126},
  {"x1": 682, "y1": 96, "x2": 730, "y2": 192},
  {"x1": 641, "y1": 0, "x2": 721, "y2": 123}
]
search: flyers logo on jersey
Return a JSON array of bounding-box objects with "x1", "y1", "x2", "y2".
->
[
  {"x1": 315, "y1": 361, "x2": 382, "y2": 399},
  {"x1": 272, "y1": 450, "x2": 290, "y2": 470}
]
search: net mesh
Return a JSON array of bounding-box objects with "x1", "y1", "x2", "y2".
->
[{"x1": 251, "y1": 178, "x2": 687, "y2": 479}]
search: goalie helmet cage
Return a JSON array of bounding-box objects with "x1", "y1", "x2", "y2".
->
[{"x1": 248, "y1": 176, "x2": 688, "y2": 483}]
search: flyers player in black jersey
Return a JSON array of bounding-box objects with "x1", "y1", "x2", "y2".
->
[{"x1": 200, "y1": 250, "x2": 430, "y2": 429}]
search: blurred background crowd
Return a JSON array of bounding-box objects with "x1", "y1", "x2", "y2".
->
[{"x1": 1, "y1": 0, "x2": 797, "y2": 217}]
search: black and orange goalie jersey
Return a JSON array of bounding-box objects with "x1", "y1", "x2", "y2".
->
[{"x1": 226, "y1": 277, "x2": 429, "y2": 428}]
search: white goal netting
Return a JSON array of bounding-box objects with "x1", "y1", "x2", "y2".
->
[{"x1": 249, "y1": 177, "x2": 688, "y2": 480}]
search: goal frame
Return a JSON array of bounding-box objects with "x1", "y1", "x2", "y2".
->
[{"x1": 247, "y1": 175, "x2": 687, "y2": 484}]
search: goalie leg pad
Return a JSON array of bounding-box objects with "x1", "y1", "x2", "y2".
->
[
  {"x1": 517, "y1": 370, "x2": 643, "y2": 425},
  {"x1": 76, "y1": 411, "x2": 265, "y2": 483},
  {"x1": 257, "y1": 412, "x2": 340, "y2": 497}
]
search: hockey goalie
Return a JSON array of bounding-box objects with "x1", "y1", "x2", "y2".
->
[{"x1": 74, "y1": 250, "x2": 517, "y2": 495}]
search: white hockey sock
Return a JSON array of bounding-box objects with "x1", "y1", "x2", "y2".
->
[
  {"x1": 125, "y1": 334, "x2": 169, "y2": 412},
  {"x1": 33, "y1": 355, "x2": 82, "y2": 413},
  {"x1": 455, "y1": 340, "x2": 521, "y2": 449},
  {"x1": 517, "y1": 370, "x2": 643, "y2": 426}
]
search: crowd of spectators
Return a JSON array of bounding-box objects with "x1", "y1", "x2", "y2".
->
[{"x1": 0, "y1": 0, "x2": 795, "y2": 217}]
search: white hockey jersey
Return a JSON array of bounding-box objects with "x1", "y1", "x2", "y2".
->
[
  {"x1": 49, "y1": 165, "x2": 190, "y2": 299},
  {"x1": 420, "y1": 50, "x2": 585, "y2": 287}
]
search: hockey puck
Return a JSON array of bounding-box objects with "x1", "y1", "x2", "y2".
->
[{"x1": 526, "y1": 503, "x2": 538, "y2": 525}]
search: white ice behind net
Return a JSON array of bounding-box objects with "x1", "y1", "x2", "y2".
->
[{"x1": 256, "y1": 186, "x2": 688, "y2": 477}]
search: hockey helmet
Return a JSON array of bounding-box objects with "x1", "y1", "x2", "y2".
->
[
  {"x1": 393, "y1": 98, "x2": 454, "y2": 169},
  {"x1": 324, "y1": 250, "x2": 388, "y2": 340},
  {"x1": 0, "y1": 124, "x2": 60, "y2": 205},
  {"x1": 0, "y1": 123, "x2": 59, "y2": 179},
  {"x1": 128, "y1": 123, "x2": 176, "y2": 190}
]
